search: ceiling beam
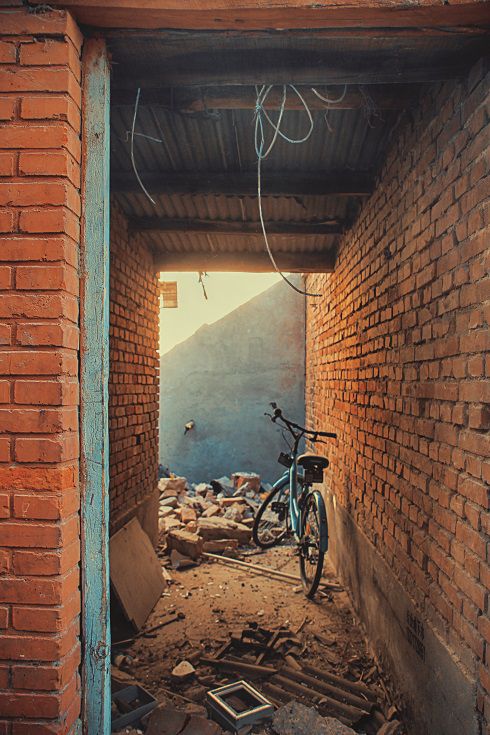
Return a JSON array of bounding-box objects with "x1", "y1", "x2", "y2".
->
[
  {"x1": 130, "y1": 218, "x2": 344, "y2": 235},
  {"x1": 111, "y1": 84, "x2": 419, "y2": 110},
  {"x1": 112, "y1": 51, "x2": 468, "y2": 87},
  {"x1": 29, "y1": 1, "x2": 490, "y2": 31},
  {"x1": 154, "y1": 249, "x2": 336, "y2": 273},
  {"x1": 113, "y1": 171, "x2": 374, "y2": 197}
]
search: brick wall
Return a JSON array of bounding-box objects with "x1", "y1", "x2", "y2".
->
[
  {"x1": 109, "y1": 201, "x2": 160, "y2": 540},
  {"x1": 306, "y1": 59, "x2": 489, "y2": 731},
  {"x1": 0, "y1": 6, "x2": 83, "y2": 733}
]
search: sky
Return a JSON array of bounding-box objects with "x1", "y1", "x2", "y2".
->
[{"x1": 159, "y1": 272, "x2": 281, "y2": 354}]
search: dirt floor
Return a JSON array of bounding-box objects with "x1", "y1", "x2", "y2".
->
[{"x1": 112, "y1": 545, "x2": 405, "y2": 734}]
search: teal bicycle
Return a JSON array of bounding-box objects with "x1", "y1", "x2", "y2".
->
[{"x1": 252, "y1": 403, "x2": 337, "y2": 598}]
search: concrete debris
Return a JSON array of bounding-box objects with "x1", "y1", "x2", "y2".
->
[
  {"x1": 272, "y1": 701, "x2": 355, "y2": 735},
  {"x1": 202, "y1": 538, "x2": 239, "y2": 554},
  {"x1": 233, "y1": 472, "x2": 261, "y2": 493},
  {"x1": 197, "y1": 517, "x2": 252, "y2": 544},
  {"x1": 167, "y1": 530, "x2": 204, "y2": 560},
  {"x1": 171, "y1": 661, "x2": 196, "y2": 682}
]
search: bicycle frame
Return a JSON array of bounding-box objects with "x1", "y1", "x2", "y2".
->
[{"x1": 269, "y1": 432, "x2": 305, "y2": 540}]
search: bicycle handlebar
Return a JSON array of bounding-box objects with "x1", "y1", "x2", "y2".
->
[{"x1": 267, "y1": 403, "x2": 337, "y2": 439}]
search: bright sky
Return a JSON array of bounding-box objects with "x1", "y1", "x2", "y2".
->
[{"x1": 159, "y1": 272, "x2": 281, "y2": 354}]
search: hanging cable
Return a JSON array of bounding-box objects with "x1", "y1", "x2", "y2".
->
[
  {"x1": 254, "y1": 84, "x2": 319, "y2": 298},
  {"x1": 311, "y1": 85, "x2": 348, "y2": 106},
  {"x1": 130, "y1": 88, "x2": 157, "y2": 206}
]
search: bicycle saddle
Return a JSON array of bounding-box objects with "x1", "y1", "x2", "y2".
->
[{"x1": 297, "y1": 454, "x2": 329, "y2": 469}]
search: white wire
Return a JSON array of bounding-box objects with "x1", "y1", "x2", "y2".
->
[
  {"x1": 131, "y1": 88, "x2": 157, "y2": 206},
  {"x1": 311, "y1": 85, "x2": 348, "y2": 105},
  {"x1": 255, "y1": 84, "x2": 320, "y2": 298}
]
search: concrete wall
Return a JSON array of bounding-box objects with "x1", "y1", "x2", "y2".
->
[
  {"x1": 305, "y1": 59, "x2": 489, "y2": 734},
  {"x1": 160, "y1": 278, "x2": 305, "y2": 484}
]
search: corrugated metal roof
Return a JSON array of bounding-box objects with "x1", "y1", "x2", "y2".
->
[{"x1": 108, "y1": 29, "x2": 487, "y2": 267}]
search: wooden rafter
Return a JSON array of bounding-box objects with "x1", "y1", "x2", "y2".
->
[
  {"x1": 154, "y1": 249, "x2": 336, "y2": 273},
  {"x1": 113, "y1": 171, "x2": 374, "y2": 197},
  {"x1": 130, "y1": 217, "x2": 345, "y2": 235}
]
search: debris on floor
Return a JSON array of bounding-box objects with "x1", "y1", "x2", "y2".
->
[{"x1": 110, "y1": 469, "x2": 405, "y2": 733}]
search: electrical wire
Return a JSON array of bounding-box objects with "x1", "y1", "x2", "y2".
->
[
  {"x1": 311, "y1": 85, "x2": 348, "y2": 105},
  {"x1": 254, "y1": 84, "x2": 319, "y2": 298},
  {"x1": 131, "y1": 88, "x2": 157, "y2": 206}
]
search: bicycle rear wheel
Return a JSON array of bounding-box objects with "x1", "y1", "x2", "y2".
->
[
  {"x1": 299, "y1": 491, "x2": 326, "y2": 598},
  {"x1": 252, "y1": 483, "x2": 290, "y2": 549}
]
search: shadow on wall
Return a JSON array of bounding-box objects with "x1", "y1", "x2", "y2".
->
[{"x1": 160, "y1": 276, "x2": 306, "y2": 484}]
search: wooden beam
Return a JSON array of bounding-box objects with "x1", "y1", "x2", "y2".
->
[
  {"x1": 111, "y1": 84, "x2": 419, "y2": 110},
  {"x1": 29, "y1": 1, "x2": 490, "y2": 31},
  {"x1": 112, "y1": 49, "x2": 468, "y2": 87},
  {"x1": 130, "y1": 217, "x2": 344, "y2": 235},
  {"x1": 154, "y1": 249, "x2": 336, "y2": 273},
  {"x1": 113, "y1": 171, "x2": 374, "y2": 197}
]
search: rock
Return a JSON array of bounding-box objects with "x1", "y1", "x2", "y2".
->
[
  {"x1": 167, "y1": 529, "x2": 203, "y2": 560},
  {"x1": 146, "y1": 706, "x2": 188, "y2": 735},
  {"x1": 195, "y1": 483, "x2": 213, "y2": 497},
  {"x1": 161, "y1": 496, "x2": 179, "y2": 508},
  {"x1": 202, "y1": 505, "x2": 221, "y2": 518},
  {"x1": 181, "y1": 507, "x2": 198, "y2": 523},
  {"x1": 159, "y1": 517, "x2": 183, "y2": 533},
  {"x1": 159, "y1": 477, "x2": 187, "y2": 496},
  {"x1": 203, "y1": 538, "x2": 239, "y2": 554},
  {"x1": 186, "y1": 521, "x2": 198, "y2": 533},
  {"x1": 224, "y1": 505, "x2": 244, "y2": 523},
  {"x1": 219, "y1": 497, "x2": 246, "y2": 507},
  {"x1": 182, "y1": 715, "x2": 223, "y2": 735},
  {"x1": 159, "y1": 506, "x2": 176, "y2": 519},
  {"x1": 170, "y1": 549, "x2": 197, "y2": 570},
  {"x1": 210, "y1": 476, "x2": 234, "y2": 496},
  {"x1": 197, "y1": 517, "x2": 252, "y2": 544},
  {"x1": 232, "y1": 472, "x2": 261, "y2": 493},
  {"x1": 272, "y1": 702, "x2": 355, "y2": 735},
  {"x1": 171, "y1": 660, "x2": 196, "y2": 681}
]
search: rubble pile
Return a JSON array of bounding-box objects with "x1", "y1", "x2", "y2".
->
[{"x1": 158, "y1": 472, "x2": 267, "y2": 563}]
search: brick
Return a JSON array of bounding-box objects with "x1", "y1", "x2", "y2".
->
[
  {"x1": 0, "y1": 124, "x2": 80, "y2": 160},
  {"x1": 20, "y1": 40, "x2": 80, "y2": 78},
  {"x1": 13, "y1": 542, "x2": 79, "y2": 577},
  {"x1": 0, "y1": 41, "x2": 16, "y2": 64},
  {"x1": 19, "y1": 207, "x2": 80, "y2": 241},
  {"x1": 14, "y1": 379, "x2": 78, "y2": 405},
  {"x1": 18, "y1": 150, "x2": 80, "y2": 186},
  {"x1": 12, "y1": 646, "x2": 80, "y2": 691},
  {"x1": 0, "y1": 323, "x2": 12, "y2": 345},
  {"x1": 16, "y1": 264, "x2": 79, "y2": 294},
  {"x1": 0, "y1": 182, "x2": 80, "y2": 213},
  {"x1": 0, "y1": 351, "x2": 76, "y2": 377},
  {"x1": 0, "y1": 236, "x2": 77, "y2": 265},
  {"x1": 0, "y1": 293, "x2": 78, "y2": 320},
  {"x1": 0, "y1": 493, "x2": 9, "y2": 518},
  {"x1": 14, "y1": 434, "x2": 79, "y2": 463},
  {"x1": 0, "y1": 97, "x2": 16, "y2": 121},
  {"x1": 0, "y1": 523, "x2": 60, "y2": 549},
  {"x1": 20, "y1": 95, "x2": 80, "y2": 133},
  {"x1": 12, "y1": 592, "x2": 79, "y2": 632},
  {"x1": 0, "y1": 266, "x2": 12, "y2": 289},
  {"x1": 0, "y1": 151, "x2": 15, "y2": 175}
]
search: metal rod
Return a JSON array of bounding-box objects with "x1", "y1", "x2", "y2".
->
[
  {"x1": 281, "y1": 665, "x2": 373, "y2": 711},
  {"x1": 302, "y1": 663, "x2": 378, "y2": 701},
  {"x1": 203, "y1": 552, "x2": 302, "y2": 583}
]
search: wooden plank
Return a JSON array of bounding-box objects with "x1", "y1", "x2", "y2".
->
[
  {"x1": 111, "y1": 83, "x2": 420, "y2": 110},
  {"x1": 112, "y1": 171, "x2": 374, "y2": 196},
  {"x1": 29, "y1": 2, "x2": 490, "y2": 31},
  {"x1": 131, "y1": 217, "x2": 344, "y2": 235},
  {"x1": 109, "y1": 518, "x2": 166, "y2": 631},
  {"x1": 80, "y1": 39, "x2": 111, "y2": 735},
  {"x1": 154, "y1": 249, "x2": 337, "y2": 273},
  {"x1": 112, "y1": 50, "x2": 468, "y2": 87}
]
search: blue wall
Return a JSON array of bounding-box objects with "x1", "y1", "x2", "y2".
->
[{"x1": 160, "y1": 278, "x2": 305, "y2": 484}]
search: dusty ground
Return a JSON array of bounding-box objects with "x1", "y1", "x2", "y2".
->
[{"x1": 113, "y1": 545, "x2": 405, "y2": 734}]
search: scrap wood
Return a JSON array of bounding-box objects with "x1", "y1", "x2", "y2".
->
[
  {"x1": 203, "y1": 552, "x2": 303, "y2": 583},
  {"x1": 270, "y1": 674, "x2": 359, "y2": 726},
  {"x1": 201, "y1": 656, "x2": 277, "y2": 678},
  {"x1": 113, "y1": 611, "x2": 184, "y2": 646},
  {"x1": 302, "y1": 662, "x2": 378, "y2": 701},
  {"x1": 280, "y1": 665, "x2": 374, "y2": 712}
]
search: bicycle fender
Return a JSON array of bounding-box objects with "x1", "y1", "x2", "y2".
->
[
  {"x1": 312, "y1": 490, "x2": 329, "y2": 553},
  {"x1": 272, "y1": 472, "x2": 289, "y2": 490}
]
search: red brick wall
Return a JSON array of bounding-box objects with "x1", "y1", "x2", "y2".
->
[
  {"x1": 0, "y1": 6, "x2": 83, "y2": 733},
  {"x1": 109, "y1": 201, "x2": 160, "y2": 538},
  {"x1": 306, "y1": 60, "x2": 489, "y2": 728}
]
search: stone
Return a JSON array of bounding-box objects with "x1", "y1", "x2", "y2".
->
[
  {"x1": 159, "y1": 477, "x2": 188, "y2": 496},
  {"x1": 195, "y1": 482, "x2": 213, "y2": 497},
  {"x1": 170, "y1": 549, "x2": 197, "y2": 570},
  {"x1": 202, "y1": 505, "x2": 221, "y2": 518},
  {"x1": 160, "y1": 496, "x2": 179, "y2": 508},
  {"x1": 232, "y1": 472, "x2": 261, "y2": 493},
  {"x1": 171, "y1": 660, "x2": 196, "y2": 681},
  {"x1": 159, "y1": 517, "x2": 183, "y2": 533},
  {"x1": 167, "y1": 529, "x2": 203, "y2": 560},
  {"x1": 159, "y1": 506, "x2": 176, "y2": 519},
  {"x1": 202, "y1": 538, "x2": 239, "y2": 554},
  {"x1": 197, "y1": 517, "x2": 252, "y2": 544},
  {"x1": 224, "y1": 505, "x2": 244, "y2": 522},
  {"x1": 272, "y1": 702, "x2": 355, "y2": 735},
  {"x1": 181, "y1": 507, "x2": 198, "y2": 523},
  {"x1": 146, "y1": 706, "x2": 188, "y2": 735},
  {"x1": 181, "y1": 715, "x2": 223, "y2": 735},
  {"x1": 219, "y1": 497, "x2": 246, "y2": 506}
]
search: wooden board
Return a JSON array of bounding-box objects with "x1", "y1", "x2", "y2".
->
[{"x1": 110, "y1": 518, "x2": 165, "y2": 631}]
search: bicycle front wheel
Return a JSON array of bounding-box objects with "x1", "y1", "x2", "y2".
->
[
  {"x1": 252, "y1": 483, "x2": 290, "y2": 549},
  {"x1": 299, "y1": 491, "x2": 326, "y2": 598}
]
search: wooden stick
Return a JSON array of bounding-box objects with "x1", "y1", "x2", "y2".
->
[
  {"x1": 203, "y1": 552, "x2": 301, "y2": 583},
  {"x1": 302, "y1": 663, "x2": 378, "y2": 701},
  {"x1": 201, "y1": 656, "x2": 277, "y2": 677},
  {"x1": 281, "y1": 665, "x2": 373, "y2": 711}
]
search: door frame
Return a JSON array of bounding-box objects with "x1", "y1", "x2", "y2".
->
[{"x1": 80, "y1": 38, "x2": 111, "y2": 735}]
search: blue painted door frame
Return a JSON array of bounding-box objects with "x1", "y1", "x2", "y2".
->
[{"x1": 80, "y1": 39, "x2": 111, "y2": 735}]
